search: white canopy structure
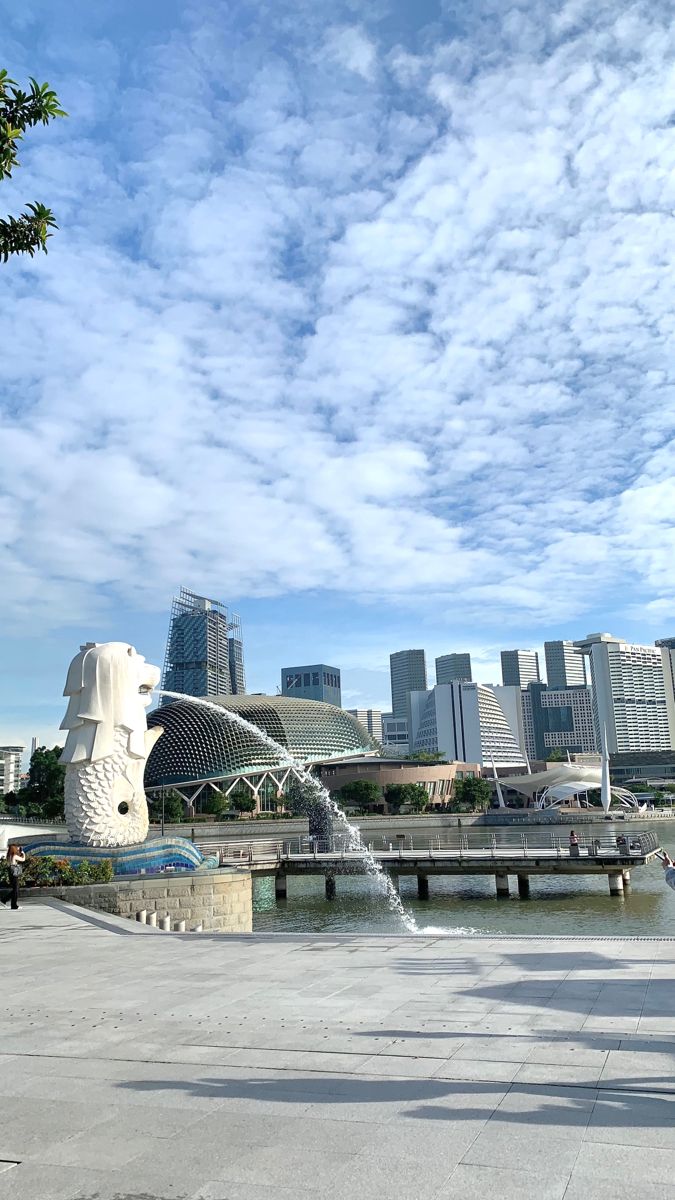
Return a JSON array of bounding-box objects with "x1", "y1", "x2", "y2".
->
[{"x1": 504, "y1": 762, "x2": 644, "y2": 812}]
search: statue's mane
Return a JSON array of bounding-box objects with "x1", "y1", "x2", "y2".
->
[{"x1": 60, "y1": 642, "x2": 150, "y2": 764}]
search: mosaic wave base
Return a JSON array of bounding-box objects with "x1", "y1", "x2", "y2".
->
[{"x1": 20, "y1": 835, "x2": 207, "y2": 875}]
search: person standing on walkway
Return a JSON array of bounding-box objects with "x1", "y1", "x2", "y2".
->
[
  {"x1": 661, "y1": 851, "x2": 675, "y2": 891},
  {"x1": 3, "y1": 844, "x2": 26, "y2": 911}
]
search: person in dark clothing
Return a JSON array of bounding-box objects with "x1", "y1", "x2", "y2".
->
[{"x1": 3, "y1": 844, "x2": 26, "y2": 910}]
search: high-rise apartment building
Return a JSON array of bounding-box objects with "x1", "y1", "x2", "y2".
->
[
  {"x1": 0, "y1": 745, "x2": 23, "y2": 795},
  {"x1": 162, "y1": 587, "x2": 246, "y2": 699},
  {"x1": 574, "y1": 633, "x2": 670, "y2": 754},
  {"x1": 411, "y1": 683, "x2": 526, "y2": 768},
  {"x1": 501, "y1": 649, "x2": 540, "y2": 687},
  {"x1": 435, "y1": 653, "x2": 472, "y2": 684},
  {"x1": 346, "y1": 709, "x2": 383, "y2": 742},
  {"x1": 656, "y1": 638, "x2": 675, "y2": 748},
  {"x1": 389, "y1": 649, "x2": 427, "y2": 720},
  {"x1": 544, "y1": 640, "x2": 586, "y2": 688},
  {"x1": 281, "y1": 665, "x2": 341, "y2": 707}
]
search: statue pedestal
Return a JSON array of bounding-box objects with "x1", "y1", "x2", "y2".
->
[{"x1": 19, "y1": 836, "x2": 209, "y2": 875}]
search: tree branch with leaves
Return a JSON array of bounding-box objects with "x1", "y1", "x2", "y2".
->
[{"x1": 1, "y1": 69, "x2": 66, "y2": 262}]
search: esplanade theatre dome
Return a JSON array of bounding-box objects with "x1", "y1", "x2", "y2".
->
[{"x1": 145, "y1": 695, "x2": 375, "y2": 788}]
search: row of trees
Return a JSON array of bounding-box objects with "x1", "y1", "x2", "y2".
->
[
  {"x1": 334, "y1": 775, "x2": 492, "y2": 814},
  {"x1": 2, "y1": 746, "x2": 65, "y2": 819}
]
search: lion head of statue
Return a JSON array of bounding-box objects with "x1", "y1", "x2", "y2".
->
[{"x1": 59, "y1": 642, "x2": 161, "y2": 765}]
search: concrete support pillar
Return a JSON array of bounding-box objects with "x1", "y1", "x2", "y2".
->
[
  {"x1": 174, "y1": 920, "x2": 186, "y2": 933},
  {"x1": 622, "y1": 870, "x2": 631, "y2": 887},
  {"x1": 517, "y1": 874, "x2": 530, "y2": 899},
  {"x1": 417, "y1": 874, "x2": 430, "y2": 901},
  {"x1": 389, "y1": 874, "x2": 400, "y2": 894},
  {"x1": 325, "y1": 874, "x2": 336, "y2": 901},
  {"x1": 609, "y1": 872, "x2": 624, "y2": 896},
  {"x1": 136, "y1": 909, "x2": 147, "y2": 923},
  {"x1": 495, "y1": 871, "x2": 510, "y2": 898},
  {"x1": 193, "y1": 923, "x2": 203, "y2": 932},
  {"x1": 159, "y1": 915, "x2": 171, "y2": 932},
  {"x1": 146, "y1": 911, "x2": 157, "y2": 927},
  {"x1": 275, "y1": 873, "x2": 288, "y2": 900}
]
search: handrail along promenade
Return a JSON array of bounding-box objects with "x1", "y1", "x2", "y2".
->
[{"x1": 196, "y1": 829, "x2": 662, "y2": 900}]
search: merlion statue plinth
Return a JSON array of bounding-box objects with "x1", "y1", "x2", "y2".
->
[{"x1": 59, "y1": 641, "x2": 163, "y2": 847}]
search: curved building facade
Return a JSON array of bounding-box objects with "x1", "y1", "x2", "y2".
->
[{"x1": 145, "y1": 695, "x2": 375, "y2": 792}]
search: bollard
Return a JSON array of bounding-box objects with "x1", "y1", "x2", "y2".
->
[
  {"x1": 193, "y1": 922, "x2": 203, "y2": 933},
  {"x1": 159, "y1": 915, "x2": 171, "y2": 931},
  {"x1": 146, "y1": 911, "x2": 157, "y2": 927},
  {"x1": 174, "y1": 920, "x2": 186, "y2": 933},
  {"x1": 136, "y1": 909, "x2": 147, "y2": 923}
]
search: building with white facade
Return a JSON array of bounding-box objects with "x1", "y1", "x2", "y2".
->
[
  {"x1": 574, "y1": 633, "x2": 671, "y2": 754},
  {"x1": 435, "y1": 653, "x2": 472, "y2": 684},
  {"x1": 490, "y1": 686, "x2": 530, "y2": 760},
  {"x1": 346, "y1": 709, "x2": 383, "y2": 743},
  {"x1": 0, "y1": 745, "x2": 24, "y2": 796},
  {"x1": 544, "y1": 640, "x2": 586, "y2": 688},
  {"x1": 501, "y1": 649, "x2": 540, "y2": 687},
  {"x1": 411, "y1": 683, "x2": 526, "y2": 769}
]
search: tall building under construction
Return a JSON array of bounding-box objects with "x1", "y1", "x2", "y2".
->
[{"x1": 162, "y1": 587, "x2": 246, "y2": 699}]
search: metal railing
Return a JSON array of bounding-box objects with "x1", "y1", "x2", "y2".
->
[{"x1": 200, "y1": 828, "x2": 660, "y2": 866}]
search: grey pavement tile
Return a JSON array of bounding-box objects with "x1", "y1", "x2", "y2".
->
[
  {"x1": 450, "y1": 1035, "x2": 534, "y2": 1062},
  {"x1": 38, "y1": 1130, "x2": 152, "y2": 1170},
  {"x1": 572, "y1": 1141, "x2": 675, "y2": 1184},
  {"x1": 207, "y1": 1144, "x2": 359, "y2": 1192},
  {"x1": 359, "y1": 1054, "x2": 448, "y2": 1078},
  {"x1": 526, "y1": 1042, "x2": 610, "y2": 1066},
  {"x1": 437, "y1": 1163, "x2": 569, "y2": 1199},
  {"x1": 329, "y1": 1153, "x2": 455, "y2": 1199},
  {"x1": 190, "y1": 1185, "x2": 323, "y2": 1200},
  {"x1": 0, "y1": 1163, "x2": 84, "y2": 1200},
  {"x1": 489, "y1": 1083, "x2": 595, "y2": 1135},
  {"x1": 514, "y1": 1062, "x2": 604, "y2": 1086},
  {"x1": 461, "y1": 1127, "x2": 582, "y2": 1173},
  {"x1": 563, "y1": 1175, "x2": 671, "y2": 1200},
  {"x1": 432, "y1": 1057, "x2": 520, "y2": 1083}
]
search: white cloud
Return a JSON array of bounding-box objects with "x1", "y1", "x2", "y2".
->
[
  {"x1": 1, "y1": 0, "x2": 674, "y2": 639},
  {"x1": 323, "y1": 26, "x2": 378, "y2": 80}
]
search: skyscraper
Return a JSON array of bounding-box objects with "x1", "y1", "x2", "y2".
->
[
  {"x1": 501, "y1": 649, "x2": 541, "y2": 687},
  {"x1": 389, "y1": 649, "x2": 427, "y2": 720},
  {"x1": 521, "y1": 682, "x2": 598, "y2": 759},
  {"x1": 544, "y1": 640, "x2": 586, "y2": 688},
  {"x1": 281, "y1": 665, "x2": 341, "y2": 707},
  {"x1": 435, "y1": 653, "x2": 472, "y2": 684},
  {"x1": 574, "y1": 633, "x2": 670, "y2": 754},
  {"x1": 655, "y1": 638, "x2": 675, "y2": 748},
  {"x1": 162, "y1": 588, "x2": 246, "y2": 699}
]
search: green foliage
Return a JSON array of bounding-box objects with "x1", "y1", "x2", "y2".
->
[
  {"x1": 407, "y1": 751, "x2": 446, "y2": 763},
  {"x1": 546, "y1": 748, "x2": 565, "y2": 762},
  {"x1": 336, "y1": 779, "x2": 382, "y2": 807},
  {"x1": 384, "y1": 783, "x2": 429, "y2": 812},
  {"x1": 19, "y1": 745, "x2": 65, "y2": 819},
  {"x1": 204, "y1": 790, "x2": 231, "y2": 817},
  {"x1": 0, "y1": 855, "x2": 114, "y2": 888},
  {"x1": 0, "y1": 69, "x2": 66, "y2": 260},
  {"x1": 452, "y1": 775, "x2": 492, "y2": 812},
  {"x1": 229, "y1": 789, "x2": 257, "y2": 813}
]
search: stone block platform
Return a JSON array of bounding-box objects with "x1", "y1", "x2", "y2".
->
[{"x1": 1, "y1": 901, "x2": 675, "y2": 1199}]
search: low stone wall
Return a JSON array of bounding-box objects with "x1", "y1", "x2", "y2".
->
[{"x1": 33, "y1": 867, "x2": 252, "y2": 933}]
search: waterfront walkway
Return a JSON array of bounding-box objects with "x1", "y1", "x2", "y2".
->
[{"x1": 2, "y1": 903, "x2": 675, "y2": 1199}]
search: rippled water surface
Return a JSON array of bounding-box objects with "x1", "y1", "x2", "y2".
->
[{"x1": 252, "y1": 819, "x2": 675, "y2": 937}]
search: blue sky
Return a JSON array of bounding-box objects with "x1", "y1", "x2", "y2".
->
[{"x1": 2, "y1": 0, "x2": 675, "y2": 754}]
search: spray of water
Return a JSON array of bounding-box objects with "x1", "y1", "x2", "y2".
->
[{"x1": 158, "y1": 690, "x2": 420, "y2": 933}]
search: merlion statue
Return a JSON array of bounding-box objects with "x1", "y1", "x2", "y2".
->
[{"x1": 59, "y1": 642, "x2": 163, "y2": 847}]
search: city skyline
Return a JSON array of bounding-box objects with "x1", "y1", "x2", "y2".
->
[{"x1": 2, "y1": 0, "x2": 675, "y2": 753}]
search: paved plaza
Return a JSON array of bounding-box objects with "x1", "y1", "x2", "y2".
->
[{"x1": 2, "y1": 901, "x2": 675, "y2": 1199}]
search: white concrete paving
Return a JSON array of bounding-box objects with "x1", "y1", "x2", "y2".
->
[{"x1": 1, "y1": 900, "x2": 675, "y2": 1199}]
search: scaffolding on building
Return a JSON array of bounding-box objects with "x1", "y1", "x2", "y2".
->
[{"x1": 161, "y1": 587, "x2": 246, "y2": 699}]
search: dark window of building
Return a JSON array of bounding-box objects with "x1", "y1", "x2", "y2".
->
[
  {"x1": 285, "y1": 675, "x2": 293, "y2": 688},
  {"x1": 303, "y1": 673, "x2": 310, "y2": 687},
  {"x1": 294, "y1": 674, "x2": 302, "y2": 688},
  {"x1": 323, "y1": 672, "x2": 328, "y2": 685},
  {"x1": 312, "y1": 672, "x2": 319, "y2": 686}
]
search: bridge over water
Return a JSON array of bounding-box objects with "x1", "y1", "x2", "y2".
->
[{"x1": 197, "y1": 829, "x2": 663, "y2": 900}]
